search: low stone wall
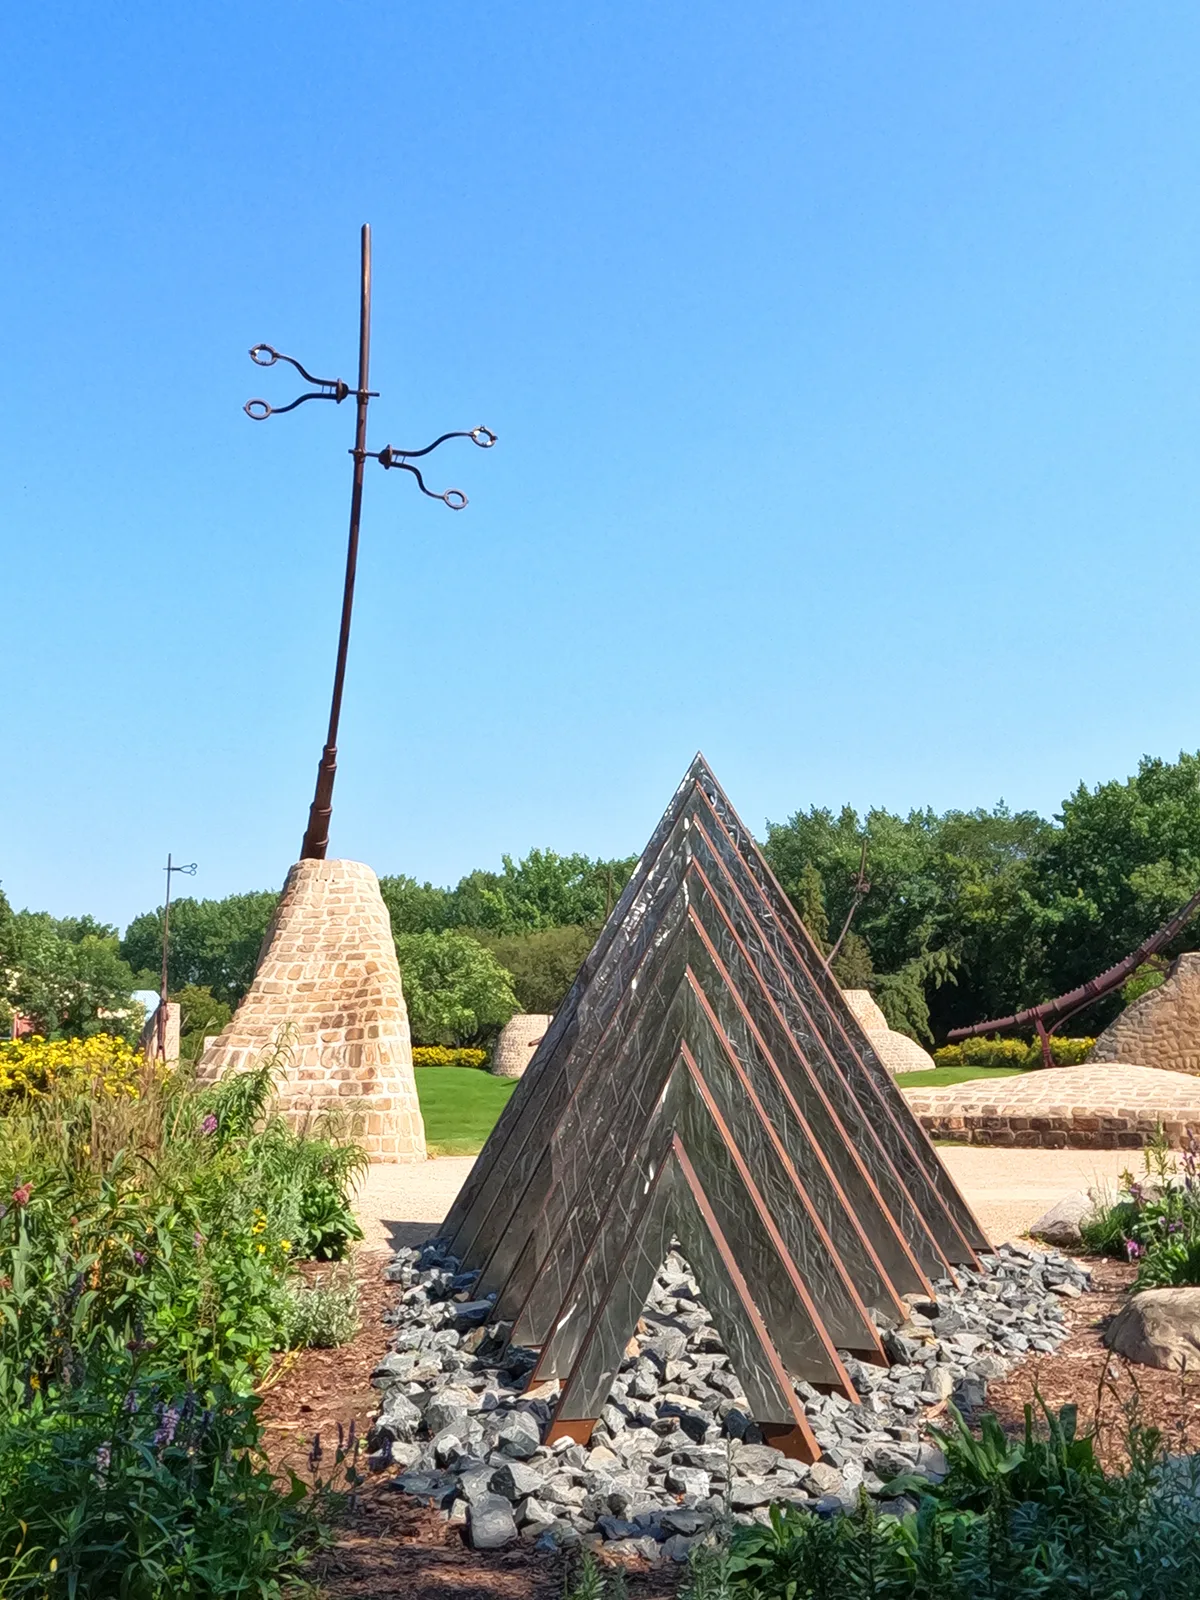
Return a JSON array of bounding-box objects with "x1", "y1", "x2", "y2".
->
[
  {"x1": 904, "y1": 1063, "x2": 1200, "y2": 1149},
  {"x1": 841, "y1": 989, "x2": 936, "y2": 1075},
  {"x1": 491, "y1": 1013, "x2": 552, "y2": 1078},
  {"x1": 1092, "y1": 952, "x2": 1200, "y2": 1075}
]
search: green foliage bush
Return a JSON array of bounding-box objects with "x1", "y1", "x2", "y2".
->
[
  {"x1": 1079, "y1": 1133, "x2": 1200, "y2": 1288},
  {"x1": 281, "y1": 1267, "x2": 360, "y2": 1349},
  {"x1": 933, "y1": 1034, "x2": 1094, "y2": 1070},
  {"x1": 411, "y1": 1045, "x2": 489, "y2": 1069},
  {"x1": 473, "y1": 923, "x2": 596, "y2": 1014},
  {"x1": 394, "y1": 930, "x2": 518, "y2": 1046},
  {"x1": 566, "y1": 1402, "x2": 1200, "y2": 1600},
  {"x1": 1122, "y1": 956, "x2": 1169, "y2": 1008},
  {"x1": 0, "y1": 1043, "x2": 366, "y2": 1592}
]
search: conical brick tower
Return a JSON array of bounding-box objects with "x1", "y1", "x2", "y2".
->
[{"x1": 199, "y1": 858, "x2": 426, "y2": 1161}]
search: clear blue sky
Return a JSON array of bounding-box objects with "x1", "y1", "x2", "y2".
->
[{"x1": 4, "y1": 4, "x2": 1199, "y2": 930}]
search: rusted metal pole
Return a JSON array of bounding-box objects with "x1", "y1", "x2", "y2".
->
[
  {"x1": 300, "y1": 224, "x2": 373, "y2": 861},
  {"x1": 157, "y1": 852, "x2": 173, "y2": 1060}
]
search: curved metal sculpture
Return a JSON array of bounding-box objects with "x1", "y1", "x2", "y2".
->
[
  {"x1": 245, "y1": 224, "x2": 496, "y2": 861},
  {"x1": 947, "y1": 884, "x2": 1200, "y2": 1065}
]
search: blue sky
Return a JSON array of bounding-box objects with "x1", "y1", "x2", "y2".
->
[{"x1": 3, "y1": 4, "x2": 1200, "y2": 929}]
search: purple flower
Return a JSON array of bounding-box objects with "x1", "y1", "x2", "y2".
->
[
  {"x1": 95, "y1": 1444, "x2": 111, "y2": 1475},
  {"x1": 200, "y1": 1114, "x2": 218, "y2": 1135},
  {"x1": 1125, "y1": 1239, "x2": 1145, "y2": 1260},
  {"x1": 193, "y1": 1230, "x2": 204, "y2": 1249},
  {"x1": 153, "y1": 1405, "x2": 179, "y2": 1449},
  {"x1": 1169, "y1": 1221, "x2": 1182, "y2": 1234},
  {"x1": 132, "y1": 1250, "x2": 147, "y2": 1267}
]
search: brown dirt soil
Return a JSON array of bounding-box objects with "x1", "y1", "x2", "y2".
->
[
  {"x1": 984, "y1": 1255, "x2": 1200, "y2": 1468},
  {"x1": 258, "y1": 1250, "x2": 678, "y2": 1600}
]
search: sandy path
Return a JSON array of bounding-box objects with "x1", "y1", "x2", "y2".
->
[{"x1": 353, "y1": 1145, "x2": 1140, "y2": 1253}]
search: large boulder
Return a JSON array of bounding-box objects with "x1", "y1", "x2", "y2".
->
[
  {"x1": 1029, "y1": 1191, "x2": 1097, "y2": 1249},
  {"x1": 1105, "y1": 1288, "x2": 1200, "y2": 1371}
]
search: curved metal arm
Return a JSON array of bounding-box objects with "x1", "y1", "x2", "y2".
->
[
  {"x1": 244, "y1": 343, "x2": 364, "y2": 420},
  {"x1": 366, "y1": 426, "x2": 497, "y2": 509}
]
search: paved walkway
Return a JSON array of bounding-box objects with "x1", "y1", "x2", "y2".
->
[
  {"x1": 904, "y1": 1063, "x2": 1200, "y2": 1149},
  {"x1": 352, "y1": 1145, "x2": 1140, "y2": 1253}
]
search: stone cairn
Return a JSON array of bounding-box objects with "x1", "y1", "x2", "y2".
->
[
  {"x1": 491, "y1": 1014, "x2": 552, "y2": 1079},
  {"x1": 1092, "y1": 952, "x2": 1200, "y2": 1076},
  {"x1": 198, "y1": 858, "x2": 426, "y2": 1161}
]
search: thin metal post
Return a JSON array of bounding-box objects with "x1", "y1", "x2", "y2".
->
[
  {"x1": 301, "y1": 224, "x2": 373, "y2": 861},
  {"x1": 158, "y1": 853, "x2": 173, "y2": 1060},
  {"x1": 245, "y1": 224, "x2": 494, "y2": 860}
]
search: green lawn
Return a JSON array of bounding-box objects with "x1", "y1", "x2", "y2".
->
[
  {"x1": 414, "y1": 1061, "x2": 1040, "y2": 1158},
  {"x1": 415, "y1": 1066, "x2": 517, "y2": 1156},
  {"x1": 893, "y1": 1064, "x2": 1037, "y2": 1090}
]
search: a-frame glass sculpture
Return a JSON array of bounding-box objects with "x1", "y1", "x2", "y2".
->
[{"x1": 441, "y1": 757, "x2": 988, "y2": 1461}]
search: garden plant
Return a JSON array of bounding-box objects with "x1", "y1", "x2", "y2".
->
[
  {"x1": 1079, "y1": 1130, "x2": 1200, "y2": 1288},
  {"x1": 565, "y1": 1401, "x2": 1200, "y2": 1600},
  {"x1": 0, "y1": 1034, "x2": 366, "y2": 1596}
]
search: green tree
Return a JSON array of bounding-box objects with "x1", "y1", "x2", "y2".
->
[
  {"x1": 473, "y1": 924, "x2": 595, "y2": 1014},
  {"x1": 1, "y1": 912, "x2": 136, "y2": 1038},
  {"x1": 120, "y1": 890, "x2": 279, "y2": 1006},
  {"x1": 791, "y1": 863, "x2": 830, "y2": 953},
  {"x1": 394, "y1": 930, "x2": 519, "y2": 1046},
  {"x1": 445, "y1": 850, "x2": 636, "y2": 933},
  {"x1": 378, "y1": 875, "x2": 453, "y2": 935}
]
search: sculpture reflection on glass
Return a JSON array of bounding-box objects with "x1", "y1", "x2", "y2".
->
[{"x1": 441, "y1": 757, "x2": 988, "y2": 1460}]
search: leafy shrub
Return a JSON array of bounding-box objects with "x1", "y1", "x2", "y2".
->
[
  {"x1": 470, "y1": 923, "x2": 597, "y2": 1014},
  {"x1": 933, "y1": 1034, "x2": 1094, "y2": 1071},
  {"x1": 0, "y1": 1040, "x2": 367, "y2": 1594},
  {"x1": 559, "y1": 1402, "x2": 1200, "y2": 1600},
  {"x1": 394, "y1": 930, "x2": 518, "y2": 1045},
  {"x1": 1080, "y1": 1133, "x2": 1200, "y2": 1287},
  {"x1": 174, "y1": 984, "x2": 233, "y2": 1065},
  {"x1": 412, "y1": 1045, "x2": 489, "y2": 1069},
  {"x1": 282, "y1": 1267, "x2": 360, "y2": 1349},
  {"x1": 0, "y1": 1365, "x2": 322, "y2": 1598}
]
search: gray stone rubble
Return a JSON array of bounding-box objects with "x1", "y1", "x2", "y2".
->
[{"x1": 368, "y1": 1239, "x2": 1090, "y2": 1561}]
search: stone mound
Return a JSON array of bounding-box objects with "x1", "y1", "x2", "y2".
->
[
  {"x1": 198, "y1": 858, "x2": 426, "y2": 1161},
  {"x1": 842, "y1": 990, "x2": 937, "y2": 1075},
  {"x1": 491, "y1": 1014, "x2": 552, "y2": 1079},
  {"x1": 904, "y1": 1063, "x2": 1200, "y2": 1149},
  {"x1": 1092, "y1": 952, "x2": 1200, "y2": 1076}
]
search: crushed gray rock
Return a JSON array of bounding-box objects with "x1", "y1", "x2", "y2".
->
[{"x1": 372, "y1": 1238, "x2": 1089, "y2": 1561}]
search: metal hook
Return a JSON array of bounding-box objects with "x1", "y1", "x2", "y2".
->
[{"x1": 244, "y1": 345, "x2": 356, "y2": 419}]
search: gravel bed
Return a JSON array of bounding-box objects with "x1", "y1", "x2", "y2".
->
[{"x1": 367, "y1": 1239, "x2": 1090, "y2": 1562}]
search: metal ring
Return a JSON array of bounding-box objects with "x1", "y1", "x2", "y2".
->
[
  {"x1": 470, "y1": 426, "x2": 497, "y2": 447},
  {"x1": 249, "y1": 345, "x2": 279, "y2": 367},
  {"x1": 442, "y1": 488, "x2": 468, "y2": 510},
  {"x1": 244, "y1": 399, "x2": 273, "y2": 420}
]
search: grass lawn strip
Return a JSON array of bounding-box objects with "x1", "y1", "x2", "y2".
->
[{"x1": 414, "y1": 1065, "x2": 517, "y2": 1155}]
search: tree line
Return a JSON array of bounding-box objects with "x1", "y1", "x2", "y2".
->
[{"x1": 7, "y1": 750, "x2": 1200, "y2": 1047}]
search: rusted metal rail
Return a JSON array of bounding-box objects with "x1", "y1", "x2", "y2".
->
[{"x1": 947, "y1": 884, "x2": 1200, "y2": 1065}]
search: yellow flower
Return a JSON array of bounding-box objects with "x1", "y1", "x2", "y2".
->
[
  {"x1": 279, "y1": 1239, "x2": 292, "y2": 1253},
  {"x1": 257, "y1": 1243, "x2": 265, "y2": 1255},
  {"x1": 30, "y1": 1374, "x2": 40, "y2": 1391},
  {"x1": 50, "y1": 1559, "x2": 57, "y2": 1573}
]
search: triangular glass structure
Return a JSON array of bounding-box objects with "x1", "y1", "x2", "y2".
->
[{"x1": 441, "y1": 757, "x2": 988, "y2": 1461}]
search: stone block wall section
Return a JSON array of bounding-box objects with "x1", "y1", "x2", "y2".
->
[
  {"x1": 1092, "y1": 952, "x2": 1200, "y2": 1075},
  {"x1": 903, "y1": 1064, "x2": 1200, "y2": 1150},
  {"x1": 491, "y1": 1013, "x2": 552, "y2": 1078},
  {"x1": 198, "y1": 858, "x2": 426, "y2": 1162}
]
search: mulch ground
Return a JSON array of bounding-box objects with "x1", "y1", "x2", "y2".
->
[
  {"x1": 257, "y1": 1250, "x2": 677, "y2": 1599},
  {"x1": 984, "y1": 1255, "x2": 1200, "y2": 1467},
  {"x1": 258, "y1": 1249, "x2": 1200, "y2": 1598}
]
